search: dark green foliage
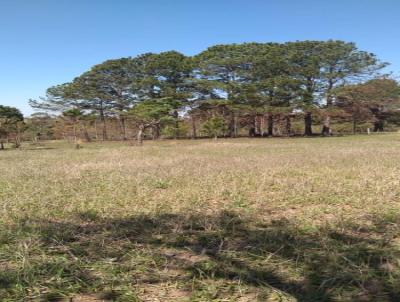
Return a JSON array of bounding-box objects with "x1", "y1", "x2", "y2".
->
[
  {"x1": 0, "y1": 105, "x2": 24, "y2": 148},
  {"x1": 0, "y1": 105, "x2": 24, "y2": 121},
  {"x1": 129, "y1": 98, "x2": 181, "y2": 124},
  {"x1": 28, "y1": 40, "x2": 398, "y2": 139},
  {"x1": 201, "y1": 116, "x2": 227, "y2": 139},
  {"x1": 335, "y1": 78, "x2": 400, "y2": 132}
]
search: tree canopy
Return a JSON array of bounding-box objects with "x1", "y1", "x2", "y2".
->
[{"x1": 27, "y1": 40, "x2": 398, "y2": 142}]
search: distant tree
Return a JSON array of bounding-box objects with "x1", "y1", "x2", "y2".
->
[
  {"x1": 335, "y1": 78, "x2": 400, "y2": 132},
  {"x1": 129, "y1": 98, "x2": 181, "y2": 144},
  {"x1": 29, "y1": 82, "x2": 97, "y2": 139},
  {"x1": 30, "y1": 40, "x2": 394, "y2": 139},
  {"x1": 25, "y1": 112, "x2": 55, "y2": 141},
  {"x1": 250, "y1": 43, "x2": 299, "y2": 136},
  {"x1": 79, "y1": 54, "x2": 156, "y2": 140},
  {"x1": 195, "y1": 43, "x2": 265, "y2": 137},
  {"x1": 29, "y1": 84, "x2": 78, "y2": 112},
  {"x1": 0, "y1": 105, "x2": 24, "y2": 149},
  {"x1": 62, "y1": 109, "x2": 85, "y2": 148},
  {"x1": 143, "y1": 51, "x2": 193, "y2": 97},
  {"x1": 141, "y1": 51, "x2": 193, "y2": 137},
  {"x1": 285, "y1": 41, "x2": 323, "y2": 135},
  {"x1": 162, "y1": 121, "x2": 189, "y2": 139},
  {"x1": 317, "y1": 40, "x2": 387, "y2": 135},
  {"x1": 201, "y1": 116, "x2": 227, "y2": 140},
  {"x1": 285, "y1": 40, "x2": 386, "y2": 135},
  {"x1": 67, "y1": 73, "x2": 115, "y2": 141},
  {"x1": 30, "y1": 79, "x2": 113, "y2": 141}
]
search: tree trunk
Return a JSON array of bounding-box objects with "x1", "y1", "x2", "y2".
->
[
  {"x1": 174, "y1": 122, "x2": 179, "y2": 139},
  {"x1": 14, "y1": 136, "x2": 21, "y2": 148},
  {"x1": 322, "y1": 80, "x2": 334, "y2": 136},
  {"x1": 173, "y1": 110, "x2": 179, "y2": 139},
  {"x1": 99, "y1": 104, "x2": 108, "y2": 141},
  {"x1": 255, "y1": 115, "x2": 262, "y2": 136},
  {"x1": 73, "y1": 123, "x2": 77, "y2": 142},
  {"x1": 304, "y1": 112, "x2": 313, "y2": 136},
  {"x1": 82, "y1": 123, "x2": 92, "y2": 142},
  {"x1": 119, "y1": 116, "x2": 127, "y2": 141},
  {"x1": 267, "y1": 114, "x2": 274, "y2": 136},
  {"x1": 352, "y1": 118, "x2": 357, "y2": 135},
  {"x1": 94, "y1": 120, "x2": 99, "y2": 140},
  {"x1": 228, "y1": 112, "x2": 235, "y2": 137},
  {"x1": 0, "y1": 141, "x2": 4, "y2": 150},
  {"x1": 373, "y1": 120, "x2": 384, "y2": 132},
  {"x1": 152, "y1": 124, "x2": 160, "y2": 140},
  {"x1": 191, "y1": 115, "x2": 197, "y2": 139},
  {"x1": 248, "y1": 115, "x2": 257, "y2": 137},
  {"x1": 15, "y1": 127, "x2": 21, "y2": 148},
  {"x1": 285, "y1": 115, "x2": 291, "y2": 136},
  {"x1": 234, "y1": 114, "x2": 238, "y2": 137},
  {"x1": 321, "y1": 115, "x2": 331, "y2": 136},
  {"x1": 73, "y1": 123, "x2": 80, "y2": 149},
  {"x1": 137, "y1": 124, "x2": 144, "y2": 145}
]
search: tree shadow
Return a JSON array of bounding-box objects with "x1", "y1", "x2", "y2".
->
[{"x1": 2, "y1": 210, "x2": 400, "y2": 301}]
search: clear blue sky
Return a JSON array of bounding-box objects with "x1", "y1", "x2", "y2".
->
[{"x1": 1, "y1": 0, "x2": 399, "y2": 115}]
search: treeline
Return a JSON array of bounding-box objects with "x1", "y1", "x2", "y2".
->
[{"x1": 2, "y1": 40, "x2": 400, "y2": 147}]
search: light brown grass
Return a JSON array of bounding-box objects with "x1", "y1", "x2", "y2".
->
[{"x1": 1, "y1": 134, "x2": 400, "y2": 301}]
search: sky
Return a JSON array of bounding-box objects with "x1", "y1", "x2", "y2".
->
[{"x1": 0, "y1": 0, "x2": 399, "y2": 116}]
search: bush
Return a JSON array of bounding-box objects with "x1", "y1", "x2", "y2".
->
[{"x1": 201, "y1": 116, "x2": 227, "y2": 139}]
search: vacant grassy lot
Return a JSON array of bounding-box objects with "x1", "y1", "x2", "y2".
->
[{"x1": 1, "y1": 134, "x2": 400, "y2": 301}]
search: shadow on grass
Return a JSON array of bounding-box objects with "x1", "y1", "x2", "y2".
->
[{"x1": 2, "y1": 210, "x2": 400, "y2": 301}]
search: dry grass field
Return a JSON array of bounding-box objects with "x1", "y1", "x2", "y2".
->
[{"x1": 1, "y1": 134, "x2": 400, "y2": 301}]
